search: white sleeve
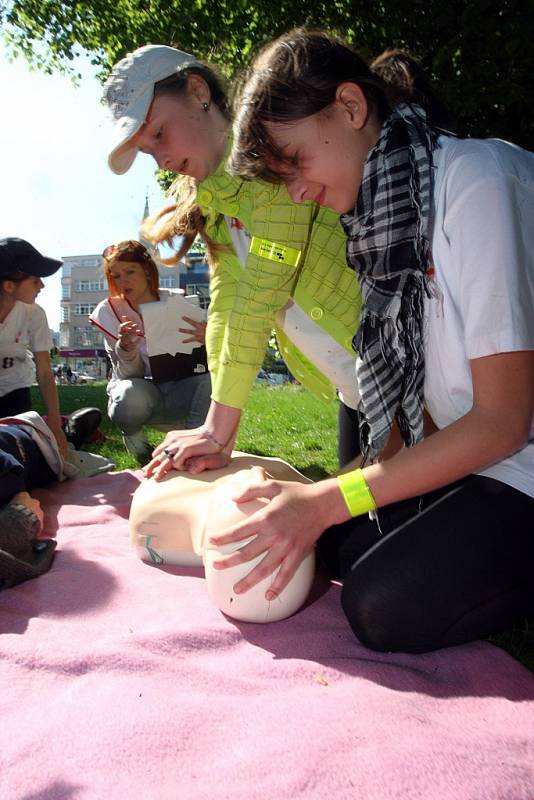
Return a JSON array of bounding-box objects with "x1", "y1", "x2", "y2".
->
[
  {"x1": 89, "y1": 299, "x2": 145, "y2": 380},
  {"x1": 28, "y1": 304, "x2": 53, "y2": 353},
  {"x1": 444, "y1": 165, "x2": 534, "y2": 359}
]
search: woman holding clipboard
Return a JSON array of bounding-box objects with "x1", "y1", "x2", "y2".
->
[{"x1": 90, "y1": 240, "x2": 210, "y2": 463}]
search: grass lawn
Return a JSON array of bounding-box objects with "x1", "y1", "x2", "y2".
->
[{"x1": 31, "y1": 381, "x2": 534, "y2": 672}]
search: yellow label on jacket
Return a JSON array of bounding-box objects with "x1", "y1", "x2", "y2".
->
[{"x1": 249, "y1": 237, "x2": 302, "y2": 267}]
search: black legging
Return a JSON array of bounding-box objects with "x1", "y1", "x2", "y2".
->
[
  {"x1": 337, "y1": 401, "x2": 361, "y2": 467},
  {"x1": 317, "y1": 475, "x2": 534, "y2": 653}
]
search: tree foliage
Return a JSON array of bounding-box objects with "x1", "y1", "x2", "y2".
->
[{"x1": 1, "y1": 0, "x2": 533, "y2": 148}]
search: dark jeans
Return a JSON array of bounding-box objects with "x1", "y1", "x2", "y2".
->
[
  {"x1": 318, "y1": 475, "x2": 534, "y2": 653},
  {"x1": 0, "y1": 387, "x2": 32, "y2": 417},
  {"x1": 0, "y1": 425, "x2": 57, "y2": 504}
]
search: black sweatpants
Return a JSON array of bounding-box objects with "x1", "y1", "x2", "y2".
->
[
  {"x1": 337, "y1": 401, "x2": 361, "y2": 467},
  {"x1": 317, "y1": 475, "x2": 534, "y2": 653}
]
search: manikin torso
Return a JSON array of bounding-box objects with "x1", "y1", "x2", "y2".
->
[{"x1": 129, "y1": 453, "x2": 316, "y2": 623}]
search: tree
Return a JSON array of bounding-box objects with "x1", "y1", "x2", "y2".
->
[{"x1": 1, "y1": 0, "x2": 533, "y2": 148}]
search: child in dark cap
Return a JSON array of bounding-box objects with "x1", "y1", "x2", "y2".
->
[{"x1": 0, "y1": 237, "x2": 68, "y2": 458}]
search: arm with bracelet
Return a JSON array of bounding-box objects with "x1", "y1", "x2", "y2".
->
[
  {"x1": 207, "y1": 347, "x2": 534, "y2": 604},
  {"x1": 337, "y1": 469, "x2": 377, "y2": 518}
]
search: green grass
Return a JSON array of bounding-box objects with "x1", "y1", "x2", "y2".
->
[
  {"x1": 34, "y1": 381, "x2": 340, "y2": 476},
  {"x1": 236, "y1": 384, "x2": 339, "y2": 480},
  {"x1": 31, "y1": 381, "x2": 534, "y2": 672}
]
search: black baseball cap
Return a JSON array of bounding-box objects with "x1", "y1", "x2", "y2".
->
[{"x1": 0, "y1": 238, "x2": 63, "y2": 278}]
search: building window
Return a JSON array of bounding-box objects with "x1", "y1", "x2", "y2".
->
[
  {"x1": 75, "y1": 280, "x2": 106, "y2": 292},
  {"x1": 74, "y1": 304, "x2": 97, "y2": 316},
  {"x1": 60, "y1": 330, "x2": 70, "y2": 347},
  {"x1": 159, "y1": 275, "x2": 177, "y2": 288},
  {"x1": 61, "y1": 306, "x2": 70, "y2": 323},
  {"x1": 73, "y1": 326, "x2": 100, "y2": 347},
  {"x1": 185, "y1": 283, "x2": 209, "y2": 295},
  {"x1": 61, "y1": 284, "x2": 71, "y2": 300},
  {"x1": 81, "y1": 257, "x2": 100, "y2": 267},
  {"x1": 185, "y1": 283, "x2": 210, "y2": 309}
]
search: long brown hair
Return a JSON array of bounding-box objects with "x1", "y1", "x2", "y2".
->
[
  {"x1": 370, "y1": 49, "x2": 456, "y2": 131},
  {"x1": 102, "y1": 240, "x2": 160, "y2": 300},
  {"x1": 141, "y1": 176, "x2": 226, "y2": 269},
  {"x1": 230, "y1": 28, "x2": 391, "y2": 182}
]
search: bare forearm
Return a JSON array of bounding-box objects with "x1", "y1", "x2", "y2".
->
[
  {"x1": 365, "y1": 407, "x2": 527, "y2": 509},
  {"x1": 36, "y1": 368, "x2": 61, "y2": 426},
  {"x1": 205, "y1": 400, "x2": 242, "y2": 447},
  {"x1": 34, "y1": 352, "x2": 68, "y2": 459}
]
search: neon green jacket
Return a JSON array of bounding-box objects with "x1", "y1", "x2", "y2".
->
[{"x1": 198, "y1": 155, "x2": 362, "y2": 409}]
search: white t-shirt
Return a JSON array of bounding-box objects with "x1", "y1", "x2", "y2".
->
[
  {"x1": 0, "y1": 301, "x2": 52, "y2": 397},
  {"x1": 425, "y1": 136, "x2": 534, "y2": 497}
]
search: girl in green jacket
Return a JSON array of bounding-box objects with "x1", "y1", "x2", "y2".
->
[{"x1": 103, "y1": 44, "x2": 363, "y2": 476}]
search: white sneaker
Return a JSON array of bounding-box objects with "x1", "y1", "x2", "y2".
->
[{"x1": 122, "y1": 432, "x2": 152, "y2": 463}]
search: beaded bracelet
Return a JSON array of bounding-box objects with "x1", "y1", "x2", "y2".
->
[
  {"x1": 203, "y1": 429, "x2": 226, "y2": 451},
  {"x1": 337, "y1": 468, "x2": 377, "y2": 518}
]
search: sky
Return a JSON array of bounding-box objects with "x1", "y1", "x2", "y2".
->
[{"x1": 0, "y1": 47, "x2": 167, "y2": 331}]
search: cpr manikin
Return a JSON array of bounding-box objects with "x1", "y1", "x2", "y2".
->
[{"x1": 129, "y1": 453, "x2": 315, "y2": 622}]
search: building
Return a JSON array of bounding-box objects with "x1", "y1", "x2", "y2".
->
[{"x1": 59, "y1": 198, "x2": 210, "y2": 375}]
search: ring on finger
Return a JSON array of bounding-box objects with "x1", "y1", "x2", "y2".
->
[{"x1": 163, "y1": 448, "x2": 173, "y2": 457}]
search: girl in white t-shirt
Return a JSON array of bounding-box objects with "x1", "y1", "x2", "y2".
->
[
  {"x1": 89, "y1": 240, "x2": 211, "y2": 463},
  {"x1": 0, "y1": 238, "x2": 67, "y2": 459},
  {"x1": 200, "y1": 29, "x2": 534, "y2": 654}
]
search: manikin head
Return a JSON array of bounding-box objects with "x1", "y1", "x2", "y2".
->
[{"x1": 129, "y1": 454, "x2": 315, "y2": 623}]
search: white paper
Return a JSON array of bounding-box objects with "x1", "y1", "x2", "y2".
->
[{"x1": 140, "y1": 294, "x2": 206, "y2": 357}]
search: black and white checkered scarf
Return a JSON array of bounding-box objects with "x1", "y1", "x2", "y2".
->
[{"x1": 341, "y1": 104, "x2": 440, "y2": 460}]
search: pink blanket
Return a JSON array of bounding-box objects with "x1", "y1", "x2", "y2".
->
[{"x1": 1, "y1": 472, "x2": 533, "y2": 800}]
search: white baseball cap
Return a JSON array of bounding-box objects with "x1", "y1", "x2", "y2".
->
[{"x1": 104, "y1": 44, "x2": 202, "y2": 175}]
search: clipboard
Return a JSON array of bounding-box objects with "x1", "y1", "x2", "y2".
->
[{"x1": 140, "y1": 294, "x2": 208, "y2": 384}]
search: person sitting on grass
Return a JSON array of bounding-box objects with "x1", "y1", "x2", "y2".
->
[
  {"x1": 0, "y1": 238, "x2": 68, "y2": 459},
  {"x1": 0, "y1": 238, "x2": 102, "y2": 456},
  {"x1": 89, "y1": 240, "x2": 211, "y2": 464}
]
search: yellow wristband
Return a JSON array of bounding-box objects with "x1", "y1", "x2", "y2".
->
[
  {"x1": 249, "y1": 236, "x2": 302, "y2": 267},
  {"x1": 337, "y1": 469, "x2": 377, "y2": 518}
]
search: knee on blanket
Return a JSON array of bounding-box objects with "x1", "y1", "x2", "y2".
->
[{"x1": 340, "y1": 572, "x2": 444, "y2": 654}]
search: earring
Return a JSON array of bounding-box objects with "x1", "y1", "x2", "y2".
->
[{"x1": 202, "y1": 102, "x2": 210, "y2": 112}]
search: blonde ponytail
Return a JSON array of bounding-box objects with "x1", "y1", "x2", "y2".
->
[{"x1": 141, "y1": 177, "x2": 228, "y2": 270}]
